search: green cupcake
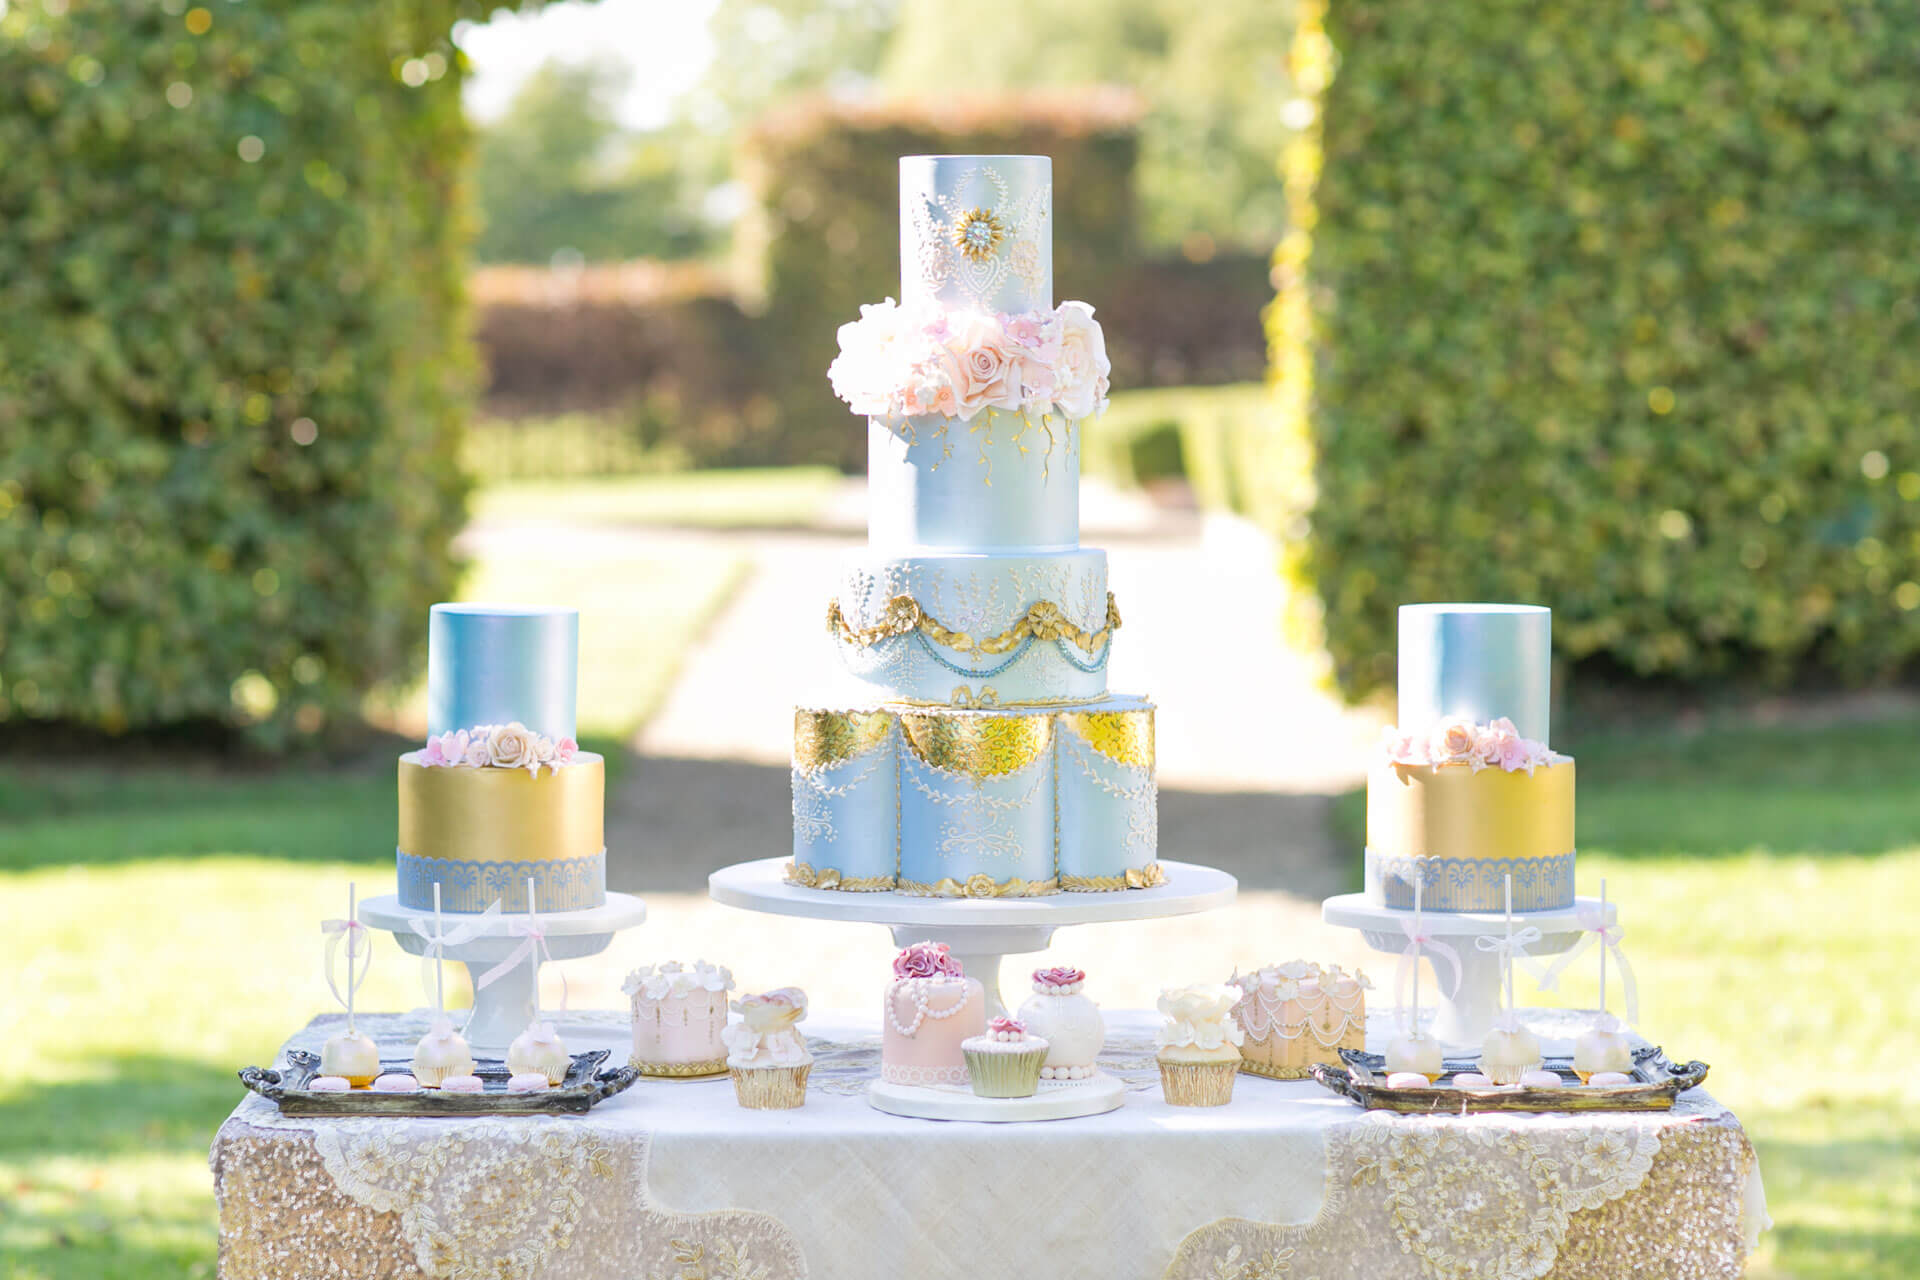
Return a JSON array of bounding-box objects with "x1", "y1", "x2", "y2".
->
[{"x1": 961, "y1": 1018, "x2": 1051, "y2": 1098}]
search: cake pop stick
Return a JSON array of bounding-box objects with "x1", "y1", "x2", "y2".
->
[
  {"x1": 1412, "y1": 876, "x2": 1422, "y2": 1032},
  {"x1": 1598, "y1": 878, "x2": 1608, "y2": 1017},
  {"x1": 1504, "y1": 875, "x2": 1514, "y2": 1019},
  {"x1": 321, "y1": 882, "x2": 373, "y2": 1034},
  {"x1": 527, "y1": 877, "x2": 540, "y2": 1023}
]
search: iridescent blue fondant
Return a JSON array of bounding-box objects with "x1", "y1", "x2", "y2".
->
[
  {"x1": 1364, "y1": 849, "x2": 1576, "y2": 913},
  {"x1": 397, "y1": 848, "x2": 606, "y2": 913},
  {"x1": 868, "y1": 416, "x2": 1081, "y2": 552},
  {"x1": 1397, "y1": 603, "x2": 1552, "y2": 743},
  {"x1": 428, "y1": 604, "x2": 579, "y2": 739},
  {"x1": 791, "y1": 731, "x2": 899, "y2": 888},
  {"x1": 1056, "y1": 722, "x2": 1156, "y2": 883},
  {"x1": 899, "y1": 154, "x2": 1052, "y2": 315},
  {"x1": 898, "y1": 739, "x2": 1055, "y2": 890}
]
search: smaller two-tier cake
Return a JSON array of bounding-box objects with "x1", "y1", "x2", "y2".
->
[
  {"x1": 1365, "y1": 604, "x2": 1575, "y2": 912},
  {"x1": 396, "y1": 604, "x2": 606, "y2": 913}
]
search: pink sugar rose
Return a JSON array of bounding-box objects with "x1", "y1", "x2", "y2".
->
[
  {"x1": 553, "y1": 736, "x2": 578, "y2": 766},
  {"x1": 420, "y1": 737, "x2": 448, "y2": 766},
  {"x1": 1034, "y1": 966, "x2": 1086, "y2": 988},
  {"x1": 894, "y1": 941, "x2": 965, "y2": 980},
  {"x1": 989, "y1": 1016, "x2": 1025, "y2": 1035},
  {"x1": 945, "y1": 312, "x2": 1024, "y2": 421},
  {"x1": 1428, "y1": 717, "x2": 1480, "y2": 764}
]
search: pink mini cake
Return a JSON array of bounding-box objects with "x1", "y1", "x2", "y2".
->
[
  {"x1": 880, "y1": 942, "x2": 985, "y2": 1087},
  {"x1": 623, "y1": 960, "x2": 734, "y2": 1076},
  {"x1": 1228, "y1": 961, "x2": 1369, "y2": 1079}
]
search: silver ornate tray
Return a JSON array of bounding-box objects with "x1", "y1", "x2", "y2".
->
[
  {"x1": 1312, "y1": 1045, "x2": 1708, "y2": 1114},
  {"x1": 239, "y1": 1049, "x2": 640, "y2": 1116}
]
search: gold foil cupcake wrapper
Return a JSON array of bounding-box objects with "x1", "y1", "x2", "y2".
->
[
  {"x1": 1159, "y1": 1060, "x2": 1238, "y2": 1107},
  {"x1": 730, "y1": 1063, "x2": 810, "y2": 1109}
]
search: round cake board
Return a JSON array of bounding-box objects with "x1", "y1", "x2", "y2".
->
[
  {"x1": 1320, "y1": 893, "x2": 1617, "y2": 1048},
  {"x1": 867, "y1": 1071, "x2": 1125, "y2": 1122},
  {"x1": 360, "y1": 891, "x2": 647, "y2": 1055}
]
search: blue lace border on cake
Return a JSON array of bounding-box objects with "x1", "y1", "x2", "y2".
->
[
  {"x1": 1364, "y1": 848, "x2": 1575, "y2": 913},
  {"x1": 397, "y1": 848, "x2": 607, "y2": 913}
]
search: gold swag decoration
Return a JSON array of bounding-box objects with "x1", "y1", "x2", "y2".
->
[
  {"x1": 827, "y1": 592, "x2": 1122, "y2": 658},
  {"x1": 898, "y1": 873, "x2": 1059, "y2": 898},
  {"x1": 951, "y1": 207, "x2": 1008, "y2": 263},
  {"x1": 900, "y1": 710, "x2": 1052, "y2": 777},
  {"x1": 792, "y1": 709, "x2": 894, "y2": 774},
  {"x1": 783, "y1": 861, "x2": 895, "y2": 892},
  {"x1": 1060, "y1": 709, "x2": 1155, "y2": 770}
]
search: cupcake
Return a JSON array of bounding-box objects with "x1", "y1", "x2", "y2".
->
[
  {"x1": 411, "y1": 1017, "x2": 475, "y2": 1088},
  {"x1": 1573, "y1": 1015, "x2": 1634, "y2": 1083},
  {"x1": 319, "y1": 1029, "x2": 381, "y2": 1088},
  {"x1": 722, "y1": 987, "x2": 812, "y2": 1109},
  {"x1": 961, "y1": 1018, "x2": 1051, "y2": 1098},
  {"x1": 1017, "y1": 967, "x2": 1105, "y2": 1081},
  {"x1": 1154, "y1": 985, "x2": 1244, "y2": 1107},
  {"x1": 1480, "y1": 1018, "x2": 1543, "y2": 1085},
  {"x1": 507, "y1": 1022, "x2": 571, "y2": 1085},
  {"x1": 1384, "y1": 1031, "x2": 1444, "y2": 1082}
]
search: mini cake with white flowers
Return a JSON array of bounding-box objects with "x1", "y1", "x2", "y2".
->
[
  {"x1": 788, "y1": 155, "x2": 1163, "y2": 898},
  {"x1": 623, "y1": 960, "x2": 734, "y2": 1076}
]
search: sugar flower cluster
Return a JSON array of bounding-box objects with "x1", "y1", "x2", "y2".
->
[
  {"x1": 622, "y1": 960, "x2": 734, "y2": 1002},
  {"x1": 828, "y1": 298, "x2": 1111, "y2": 423},
  {"x1": 1380, "y1": 716, "x2": 1563, "y2": 775},
  {"x1": 1032, "y1": 966, "x2": 1086, "y2": 993},
  {"x1": 987, "y1": 1016, "x2": 1029, "y2": 1043},
  {"x1": 1228, "y1": 960, "x2": 1371, "y2": 1003},
  {"x1": 893, "y1": 940, "x2": 966, "y2": 981},
  {"x1": 1155, "y1": 985, "x2": 1247, "y2": 1052},
  {"x1": 722, "y1": 987, "x2": 810, "y2": 1067},
  {"x1": 419, "y1": 722, "x2": 579, "y2": 776}
]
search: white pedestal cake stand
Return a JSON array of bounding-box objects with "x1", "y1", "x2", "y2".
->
[
  {"x1": 359, "y1": 892, "x2": 647, "y2": 1055},
  {"x1": 1321, "y1": 893, "x2": 1616, "y2": 1048},
  {"x1": 709, "y1": 857, "x2": 1235, "y2": 1122}
]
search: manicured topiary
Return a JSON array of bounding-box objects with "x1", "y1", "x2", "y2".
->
[
  {"x1": 0, "y1": 0, "x2": 508, "y2": 742},
  {"x1": 1263, "y1": 0, "x2": 1920, "y2": 698}
]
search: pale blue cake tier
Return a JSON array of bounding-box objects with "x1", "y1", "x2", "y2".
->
[
  {"x1": 397, "y1": 848, "x2": 606, "y2": 914},
  {"x1": 867, "y1": 414, "x2": 1081, "y2": 552},
  {"x1": 786, "y1": 696, "x2": 1160, "y2": 894},
  {"x1": 428, "y1": 603, "x2": 578, "y2": 739},
  {"x1": 1397, "y1": 603, "x2": 1552, "y2": 743},
  {"x1": 900, "y1": 155, "x2": 1052, "y2": 316},
  {"x1": 830, "y1": 548, "x2": 1110, "y2": 706},
  {"x1": 1364, "y1": 849, "x2": 1576, "y2": 913}
]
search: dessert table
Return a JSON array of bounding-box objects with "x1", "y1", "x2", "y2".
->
[{"x1": 211, "y1": 1009, "x2": 1767, "y2": 1280}]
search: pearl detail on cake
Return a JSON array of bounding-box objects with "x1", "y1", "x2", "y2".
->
[{"x1": 886, "y1": 978, "x2": 973, "y2": 1038}]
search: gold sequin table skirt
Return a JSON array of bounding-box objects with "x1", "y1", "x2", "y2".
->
[{"x1": 211, "y1": 1010, "x2": 1766, "y2": 1280}]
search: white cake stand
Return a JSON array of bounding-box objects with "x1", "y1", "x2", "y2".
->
[
  {"x1": 868, "y1": 1071, "x2": 1126, "y2": 1122},
  {"x1": 359, "y1": 891, "x2": 647, "y2": 1055},
  {"x1": 1321, "y1": 893, "x2": 1616, "y2": 1047},
  {"x1": 708, "y1": 857, "x2": 1238, "y2": 1019}
]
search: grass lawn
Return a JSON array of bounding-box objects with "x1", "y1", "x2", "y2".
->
[
  {"x1": 470, "y1": 467, "x2": 844, "y2": 531},
  {"x1": 4, "y1": 712, "x2": 1915, "y2": 1278}
]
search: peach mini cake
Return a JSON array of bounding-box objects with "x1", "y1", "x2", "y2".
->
[{"x1": 880, "y1": 942, "x2": 986, "y2": 1087}]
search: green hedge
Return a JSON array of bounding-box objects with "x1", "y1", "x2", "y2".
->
[
  {"x1": 1084, "y1": 383, "x2": 1272, "y2": 513},
  {"x1": 0, "y1": 0, "x2": 503, "y2": 743},
  {"x1": 1264, "y1": 0, "x2": 1920, "y2": 699},
  {"x1": 738, "y1": 95, "x2": 1144, "y2": 470}
]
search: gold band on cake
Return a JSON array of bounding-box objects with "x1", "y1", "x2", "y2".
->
[
  {"x1": 899, "y1": 711, "x2": 1053, "y2": 777},
  {"x1": 828, "y1": 591, "x2": 1121, "y2": 657},
  {"x1": 783, "y1": 861, "x2": 896, "y2": 892},
  {"x1": 1059, "y1": 863, "x2": 1167, "y2": 891},
  {"x1": 1366, "y1": 757, "x2": 1575, "y2": 864},
  {"x1": 398, "y1": 753, "x2": 605, "y2": 866},
  {"x1": 630, "y1": 1056, "x2": 729, "y2": 1079},
  {"x1": 897, "y1": 874, "x2": 1060, "y2": 898}
]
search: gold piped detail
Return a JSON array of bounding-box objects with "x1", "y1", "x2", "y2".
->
[
  {"x1": 827, "y1": 592, "x2": 1122, "y2": 658},
  {"x1": 899, "y1": 711, "x2": 1052, "y2": 778},
  {"x1": 783, "y1": 861, "x2": 896, "y2": 892},
  {"x1": 629, "y1": 1057, "x2": 729, "y2": 1079},
  {"x1": 1060, "y1": 863, "x2": 1168, "y2": 892},
  {"x1": 792, "y1": 709, "x2": 894, "y2": 774},
  {"x1": 898, "y1": 874, "x2": 1060, "y2": 898},
  {"x1": 1060, "y1": 709, "x2": 1155, "y2": 770}
]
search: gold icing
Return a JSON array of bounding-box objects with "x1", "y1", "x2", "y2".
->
[
  {"x1": 782, "y1": 861, "x2": 895, "y2": 892},
  {"x1": 791, "y1": 709, "x2": 894, "y2": 774},
  {"x1": 897, "y1": 874, "x2": 1060, "y2": 898},
  {"x1": 397, "y1": 753, "x2": 604, "y2": 867},
  {"x1": 1059, "y1": 862, "x2": 1168, "y2": 892},
  {"x1": 629, "y1": 1057, "x2": 729, "y2": 1079},
  {"x1": 899, "y1": 710, "x2": 1052, "y2": 777},
  {"x1": 827, "y1": 591, "x2": 1122, "y2": 658},
  {"x1": 1060, "y1": 708, "x2": 1155, "y2": 769},
  {"x1": 1366, "y1": 757, "x2": 1576, "y2": 863}
]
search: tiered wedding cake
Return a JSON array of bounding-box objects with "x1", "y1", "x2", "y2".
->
[
  {"x1": 1365, "y1": 603, "x2": 1575, "y2": 912},
  {"x1": 395, "y1": 604, "x2": 606, "y2": 913},
  {"x1": 788, "y1": 155, "x2": 1162, "y2": 897}
]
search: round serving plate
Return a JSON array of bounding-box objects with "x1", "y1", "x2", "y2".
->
[{"x1": 867, "y1": 1070, "x2": 1126, "y2": 1122}]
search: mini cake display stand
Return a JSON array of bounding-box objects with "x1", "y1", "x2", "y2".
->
[
  {"x1": 867, "y1": 1071, "x2": 1127, "y2": 1123},
  {"x1": 708, "y1": 858, "x2": 1238, "y2": 1019},
  {"x1": 1320, "y1": 893, "x2": 1617, "y2": 1047},
  {"x1": 359, "y1": 892, "x2": 647, "y2": 1055}
]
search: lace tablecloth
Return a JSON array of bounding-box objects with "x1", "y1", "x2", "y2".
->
[{"x1": 212, "y1": 1009, "x2": 1767, "y2": 1280}]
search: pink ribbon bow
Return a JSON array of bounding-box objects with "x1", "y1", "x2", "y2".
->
[
  {"x1": 476, "y1": 905, "x2": 569, "y2": 1014},
  {"x1": 1395, "y1": 915, "x2": 1463, "y2": 1018},
  {"x1": 1537, "y1": 906, "x2": 1639, "y2": 1024},
  {"x1": 320, "y1": 917, "x2": 372, "y2": 1012}
]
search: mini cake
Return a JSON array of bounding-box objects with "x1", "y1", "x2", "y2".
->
[
  {"x1": 723, "y1": 987, "x2": 813, "y2": 1109},
  {"x1": 1155, "y1": 984, "x2": 1244, "y2": 1107},
  {"x1": 624, "y1": 960, "x2": 734, "y2": 1076},
  {"x1": 1384, "y1": 1031, "x2": 1444, "y2": 1082},
  {"x1": 1574, "y1": 1016, "x2": 1634, "y2": 1082},
  {"x1": 319, "y1": 1029, "x2": 381, "y2": 1088},
  {"x1": 1017, "y1": 966, "x2": 1105, "y2": 1080},
  {"x1": 961, "y1": 1018, "x2": 1051, "y2": 1098},
  {"x1": 880, "y1": 942, "x2": 986, "y2": 1086},
  {"x1": 507, "y1": 1021, "x2": 570, "y2": 1085},
  {"x1": 1228, "y1": 961, "x2": 1369, "y2": 1079},
  {"x1": 1480, "y1": 1019, "x2": 1544, "y2": 1085},
  {"x1": 411, "y1": 1017, "x2": 475, "y2": 1088}
]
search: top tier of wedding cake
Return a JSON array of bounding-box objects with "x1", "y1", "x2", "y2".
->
[
  {"x1": 1365, "y1": 604, "x2": 1575, "y2": 913},
  {"x1": 899, "y1": 155, "x2": 1053, "y2": 318}
]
